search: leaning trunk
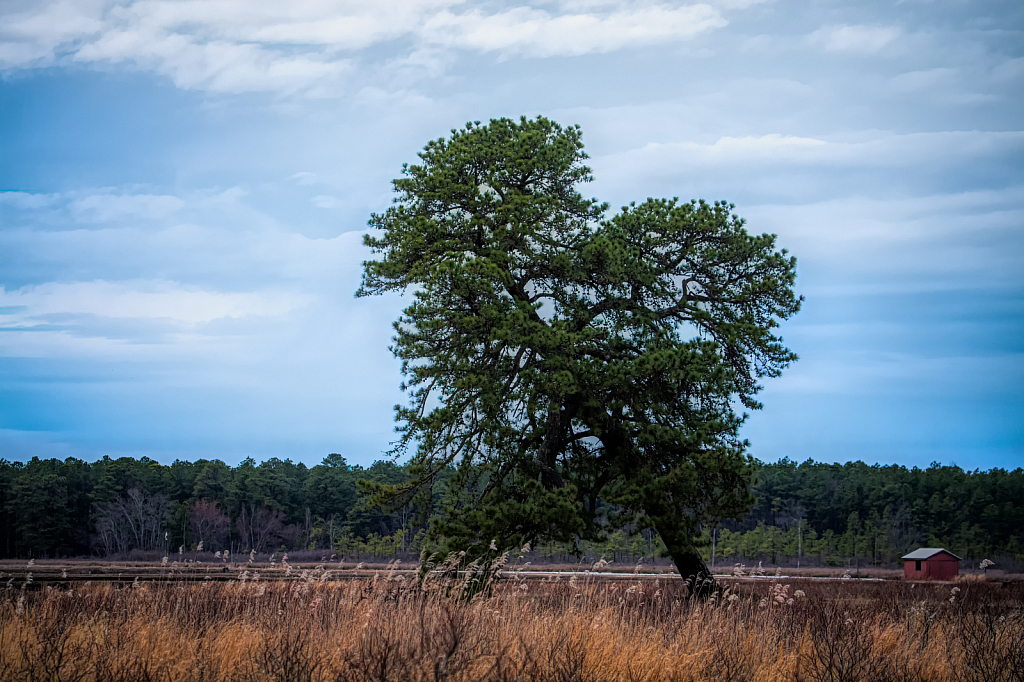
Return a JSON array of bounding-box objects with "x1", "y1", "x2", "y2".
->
[
  {"x1": 668, "y1": 547, "x2": 716, "y2": 599},
  {"x1": 653, "y1": 519, "x2": 717, "y2": 599}
]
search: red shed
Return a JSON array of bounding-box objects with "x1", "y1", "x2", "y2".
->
[{"x1": 902, "y1": 548, "x2": 960, "y2": 580}]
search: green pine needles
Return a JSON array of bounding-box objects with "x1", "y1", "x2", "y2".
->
[{"x1": 357, "y1": 116, "x2": 802, "y2": 597}]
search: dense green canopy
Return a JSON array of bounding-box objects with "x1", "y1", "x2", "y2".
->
[
  {"x1": 1, "y1": 455, "x2": 1022, "y2": 564},
  {"x1": 358, "y1": 116, "x2": 802, "y2": 594}
]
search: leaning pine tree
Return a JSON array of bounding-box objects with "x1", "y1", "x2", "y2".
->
[{"x1": 357, "y1": 116, "x2": 801, "y2": 597}]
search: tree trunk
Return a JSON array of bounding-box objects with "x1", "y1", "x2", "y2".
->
[
  {"x1": 668, "y1": 546, "x2": 716, "y2": 599},
  {"x1": 652, "y1": 518, "x2": 717, "y2": 599}
]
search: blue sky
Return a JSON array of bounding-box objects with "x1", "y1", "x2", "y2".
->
[{"x1": 1, "y1": 0, "x2": 1021, "y2": 470}]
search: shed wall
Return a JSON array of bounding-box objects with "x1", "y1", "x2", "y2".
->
[{"x1": 902, "y1": 552, "x2": 959, "y2": 580}]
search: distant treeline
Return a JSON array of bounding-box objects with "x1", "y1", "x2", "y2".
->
[
  {"x1": 0, "y1": 454, "x2": 408, "y2": 560},
  {"x1": 0, "y1": 455, "x2": 1021, "y2": 565},
  {"x1": 738, "y1": 459, "x2": 1023, "y2": 565}
]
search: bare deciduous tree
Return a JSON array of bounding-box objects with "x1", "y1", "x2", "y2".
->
[
  {"x1": 189, "y1": 499, "x2": 230, "y2": 551},
  {"x1": 94, "y1": 488, "x2": 171, "y2": 555},
  {"x1": 237, "y1": 504, "x2": 285, "y2": 553}
]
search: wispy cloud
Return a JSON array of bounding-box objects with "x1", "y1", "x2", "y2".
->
[
  {"x1": 311, "y1": 195, "x2": 341, "y2": 209},
  {"x1": 596, "y1": 131, "x2": 1024, "y2": 185},
  {"x1": 289, "y1": 172, "x2": 319, "y2": 185},
  {"x1": 0, "y1": 280, "x2": 304, "y2": 327},
  {"x1": 70, "y1": 193, "x2": 185, "y2": 222},
  {"x1": 75, "y1": 32, "x2": 351, "y2": 94},
  {"x1": 420, "y1": 4, "x2": 725, "y2": 57},
  {"x1": 0, "y1": 277, "x2": 313, "y2": 363},
  {"x1": 0, "y1": 0, "x2": 732, "y2": 94},
  {"x1": 2, "y1": 0, "x2": 1020, "y2": 465},
  {"x1": 809, "y1": 24, "x2": 901, "y2": 54}
]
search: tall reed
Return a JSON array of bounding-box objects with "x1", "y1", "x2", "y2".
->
[{"x1": 1, "y1": 572, "x2": 1021, "y2": 681}]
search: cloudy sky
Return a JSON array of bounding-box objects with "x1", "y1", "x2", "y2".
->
[{"x1": 1, "y1": 0, "x2": 1021, "y2": 470}]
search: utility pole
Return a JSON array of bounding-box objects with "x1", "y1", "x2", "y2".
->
[
  {"x1": 797, "y1": 518, "x2": 802, "y2": 569},
  {"x1": 305, "y1": 507, "x2": 311, "y2": 551},
  {"x1": 711, "y1": 527, "x2": 717, "y2": 573}
]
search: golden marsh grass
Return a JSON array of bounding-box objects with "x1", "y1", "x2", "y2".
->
[{"x1": 0, "y1": 569, "x2": 1021, "y2": 681}]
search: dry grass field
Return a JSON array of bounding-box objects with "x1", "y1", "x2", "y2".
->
[{"x1": 1, "y1": 563, "x2": 1022, "y2": 682}]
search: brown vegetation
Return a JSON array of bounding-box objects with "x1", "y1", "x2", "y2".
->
[{"x1": 1, "y1": 568, "x2": 1022, "y2": 681}]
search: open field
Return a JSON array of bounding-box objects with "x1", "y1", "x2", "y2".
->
[
  {"x1": 2, "y1": 565, "x2": 1023, "y2": 681},
  {"x1": 3, "y1": 558, "x2": 1020, "y2": 586}
]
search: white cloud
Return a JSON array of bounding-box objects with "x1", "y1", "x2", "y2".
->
[
  {"x1": 597, "y1": 130, "x2": 1024, "y2": 181},
  {"x1": 0, "y1": 186, "x2": 373, "y2": 286},
  {"x1": 290, "y1": 172, "x2": 319, "y2": 185},
  {"x1": 990, "y1": 57, "x2": 1024, "y2": 83},
  {"x1": 762, "y1": 351, "x2": 1024, "y2": 397},
  {"x1": 0, "y1": 280, "x2": 306, "y2": 327},
  {"x1": 2, "y1": 0, "x2": 1020, "y2": 466},
  {"x1": 209, "y1": 187, "x2": 248, "y2": 203},
  {"x1": 71, "y1": 192, "x2": 185, "y2": 222},
  {"x1": 661, "y1": 133, "x2": 827, "y2": 158},
  {"x1": 0, "y1": 0, "x2": 731, "y2": 94},
  {"x1": 810, "y1": 25, "x2": 901, "y2": 54},
  {"x1": 75, "y1": 31, "x2": 351, "y2": 94},
  {"x1": 889, "y1": 67, "x2": 955, "y2": 92},
  {"x1": 588, "y1": 125, "x2": 1024, "y2": 298},
  {"x1": 0, "y1": 0, "x2": 106, "y2": 68},
  {"x1": 114, "y1": 0, "x2": 449, "y2": 49},
  {"x1": 708, "y1": 0, "x2": 769, "y2": 9},
  {"x1": 420, "y1": 4, "x2": 725, "y2": 57},
  {"x1": 0, "y1": 191, "x2": 58, "y2": 209},
  {"x1": 0, "y1": 278, "x2": 314, "y2": 361},
  {"x1": 311, "y1": 195, "x2": 341, "y2": 209}
]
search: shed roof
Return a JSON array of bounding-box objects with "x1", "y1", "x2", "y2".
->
[{"x1": 902, "y1": 548, "x2": 961, "y2": 560}]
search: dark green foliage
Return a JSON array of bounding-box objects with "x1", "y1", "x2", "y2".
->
[
  {"x1": 0, "y1": 457, "x2": 93, "y2": 557},
  {"x1": 0, "y1": 454, "x2": 413, "y2": 558},
  {"x1": 192, "y1": 459, "x2": 233, "y2": 508},
  {"x1": 229, "y1": 457, "x2": 309, "y2": 522},
  {"x1": 740, "y1": 459, "x2": 1024, "y2": 562},
  {"x1": 305, "y1": 453, "x2": 358, "y2": 521},
  {"x1": 357, "y1": 116, "x2": 802, "y2": 590},
  {"x1": 0, "y1": 455, "x2": 1021, "y2": 560},
  {"x1": 348, "y1": 460, "x2": 413, "y2": 537}
]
